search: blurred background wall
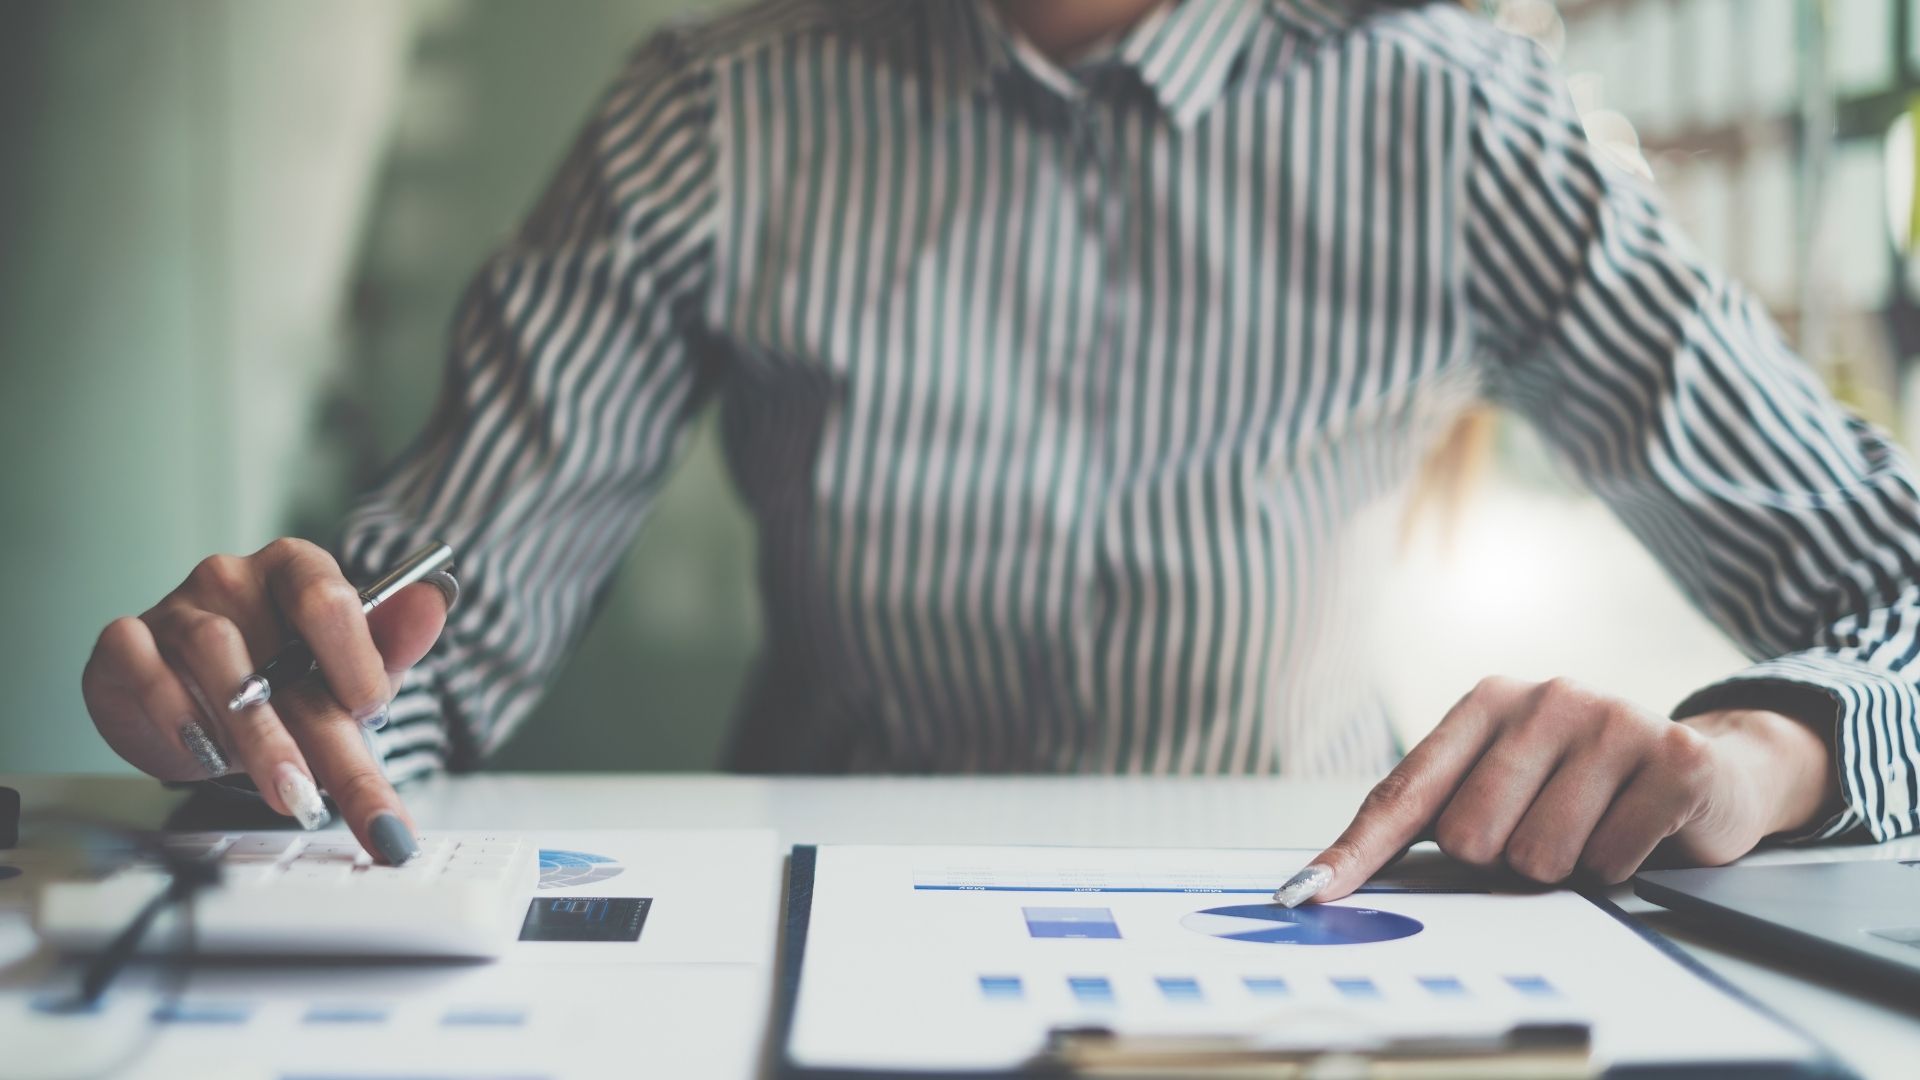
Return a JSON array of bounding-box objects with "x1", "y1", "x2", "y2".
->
[
  {"x1": 0, "y1": 0, "x2": 754, "y2": 773},
  {"x1": 1, "y1": 0, "x2": 1916, "y2": 774}
]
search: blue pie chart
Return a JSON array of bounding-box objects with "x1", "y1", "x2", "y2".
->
[
  {"x1": 537, "y1": 849, "x2": 623, "y2": 890},
  {"x1": 1181, "y1": 903, "x2": 1423, "y2": 945}
]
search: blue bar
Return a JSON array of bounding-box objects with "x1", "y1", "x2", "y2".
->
[
  {"x1": 1068, "y1": 976, "x2": 1115, "y2": 1004},
  {"x1": 30, "y1": 993, "x2": 105, "y2": 1016},
  {"x1": 1023, "y1": 906, "x2": 1121, "y2": 939},
  {"x1": 1331, "y1": 977, "x2": 1381, "y2": 1000},
  {"x1": 152, "y1": 1001, "x2": 251, "y2": 1024},
  {"x1": 978, "y1": 975, "x2": 1024, "y2": 1000},
  {"x1": 1155, "y1": 977, "x2": 1203, "y2": 1003},
  {"x1": 1418, "y1": 976, "x2": 1469, "y2": 998},
  {"x1": 1506, "y1": 975, "x2": 1559, "y2": 999},
  {"x1": 1242, "y1": 977, "x2": 1290, "y2": 998},
  {"x1": 441, "y1": 1007, "x2": 529, "y2": 1027}
]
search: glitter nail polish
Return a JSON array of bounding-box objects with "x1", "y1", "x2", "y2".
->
[
  {"x1": 180, "y1": 722, "x2": 229, "y2": 777},
  {"x1": 1271, "y1": 863, "x2": 1332, "y2": 908}
]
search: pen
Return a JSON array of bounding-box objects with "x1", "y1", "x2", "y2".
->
[{"x1": 226, "y1": 541, "x2": 459, "y2": 717}]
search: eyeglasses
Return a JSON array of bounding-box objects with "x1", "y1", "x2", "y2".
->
[{"x1": 7, "y1": 817, "x2": 223, "y2": 1080}]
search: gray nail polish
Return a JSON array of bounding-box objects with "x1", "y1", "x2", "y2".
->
[
  {"x1": 1271, "y1": 863, "x2": 1332, "y2": 908},
  {"x1": 356, "y1": 704, "x2": 390, "y2": 732},
  {"x1": 367, "y1": 812, "x2": 419, "y2": 866},
  {"x1": 180, "y1": 722, "x2": 229, "y2": 777}
]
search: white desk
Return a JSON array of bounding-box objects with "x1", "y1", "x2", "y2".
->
[{"x1": 5, "y1": 773, "x2": 1918, "y2": 1078}]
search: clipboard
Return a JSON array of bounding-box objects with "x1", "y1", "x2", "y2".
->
[{"x1": 774, "y1": 845, "x2": 1853, "y2": 1079}]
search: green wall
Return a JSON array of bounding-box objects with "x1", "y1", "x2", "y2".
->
[
  {"x1": 336, "y1": 0, "x2": 760, "y2": 772},
  {"x1": 0, "y1": 0, "x2": 756, "y2": 775}
]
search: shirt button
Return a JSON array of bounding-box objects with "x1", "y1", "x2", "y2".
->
[{"x1": 1069, "y1": 116, "x2": 1102, "y2": 164}]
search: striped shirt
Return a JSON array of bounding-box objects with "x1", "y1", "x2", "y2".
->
[{"x1": 341, "y1": 0, "x2": 1920, "y2": 843}]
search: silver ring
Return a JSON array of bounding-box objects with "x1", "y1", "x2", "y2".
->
[{"x1": 422, "y1": 569, "x2": 460, "y2": 612}]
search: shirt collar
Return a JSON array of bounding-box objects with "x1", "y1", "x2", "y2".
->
[
  {"x1": 932, "y1": 0, "x2": 1266, "y2": 129},
  {"x1": 1118, "y1": 0, "x2": 1268, "y2": 126}
]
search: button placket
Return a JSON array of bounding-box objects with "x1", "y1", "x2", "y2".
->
[{"x1": 1063, "y1": 102, "x2": 1120, "y2": 736}]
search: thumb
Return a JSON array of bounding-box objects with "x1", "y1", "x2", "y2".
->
[{"x1": 366, "y1": 579, "x2": 451, "y2": 676}]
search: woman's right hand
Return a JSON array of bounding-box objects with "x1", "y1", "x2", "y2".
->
[{"x1": 81, "y1": 538, "x2": 450, "y2": 864}]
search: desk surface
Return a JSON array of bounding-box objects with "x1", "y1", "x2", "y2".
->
[{"x1": 6, "y1": 772, "x2": 1919, "y2": 1078}]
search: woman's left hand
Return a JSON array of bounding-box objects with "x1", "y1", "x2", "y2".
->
[{"x1": 1277, "y1": 676, "x2": 1839, "y2": 906}]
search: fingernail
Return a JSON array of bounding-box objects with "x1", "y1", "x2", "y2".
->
[
  {"x1": 355, "y1": 703, "x2": 389, "y2": 732},
  {"x1": 180, "y1": 722, "x2": 228, "y2": 777},
  {"x1": 273, "y1": 763, "x2": 331, "y2": 831},
  {"x1": 367, "y1": 812, "x2": 419, "y2": 866},
  {"x1": 1272, "y1": 863, "x2": 1332, "y2": 908}
]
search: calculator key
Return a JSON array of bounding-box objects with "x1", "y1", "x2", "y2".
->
[
  {"x1": 282, "y1": 864, "x2": 354, "y2": 884},
  {"x1": 293, "y1": 848, "x2": 369, "y2": 865},
  {"x1": 229, "y1": 836, "x2": 303, "y2": 857},
  {"x1": 359, "y1": 864, "x2": 429, "y2": 882},
  {"x1": 289, "y1": 858, "x2": 361, "y2": 875},
  {"x1": 220, "y1": 863, "x2": 282, "y2": 887}
]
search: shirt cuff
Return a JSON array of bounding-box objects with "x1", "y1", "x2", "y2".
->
[{"x1": 1671, "y1": 651, "x2": 1920, "y2": 844}]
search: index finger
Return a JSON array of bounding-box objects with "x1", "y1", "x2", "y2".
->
[
  {"x1": 257, "y1": 539, "x2": 392, "y2": 727},
  {"x1": 1278, "y1": 678, "x2": 1524, "y2": 905},
  {"x1": 274, "y1": 676, "x2": 419, "y2": 866}
]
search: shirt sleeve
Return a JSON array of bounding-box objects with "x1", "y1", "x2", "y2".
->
[
  {"x1": 1465, "y1": 34, "x2": 1920, "y2": 843},
  {"x1": 336, "y1": 32, "x2": 721, "y2": 782}
]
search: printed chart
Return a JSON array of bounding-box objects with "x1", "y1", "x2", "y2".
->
[
  {"x1": 788, "y1": 845, "x2": 1823, "y2": 1074},
  {"x1": 969, "y1": 971, "x2": 1562, "y2": 1005},
  {"x1": 536, "y1": 849, "x2": 623, "y2": 890},
  {"x1": 1021, "y1": 906, "x2": 1121, "y2": 939},
  {"x1": 1179, "y1": 902, "x2": 1424, "y2": 945}
]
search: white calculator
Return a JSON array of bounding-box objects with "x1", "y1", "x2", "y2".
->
[{"x1": 35, "y1": 831, "x2": 537, "y2": 959}]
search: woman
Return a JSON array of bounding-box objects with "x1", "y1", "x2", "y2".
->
[{"x1": 83, "y1": 0, "x2": 1915, "y2": 902}]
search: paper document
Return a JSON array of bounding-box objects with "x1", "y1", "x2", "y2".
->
[
  {"x1": 786, "y1": 845, "x2": 1825, "y2": 1074},
  {"x1": 1, "y1": 829, "x2": 779, "y2": 1080}
]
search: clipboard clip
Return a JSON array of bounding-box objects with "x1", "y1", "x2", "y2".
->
[{"x1": 1034, "y1": 1019, "x2": 1593, "y2": 1079}]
